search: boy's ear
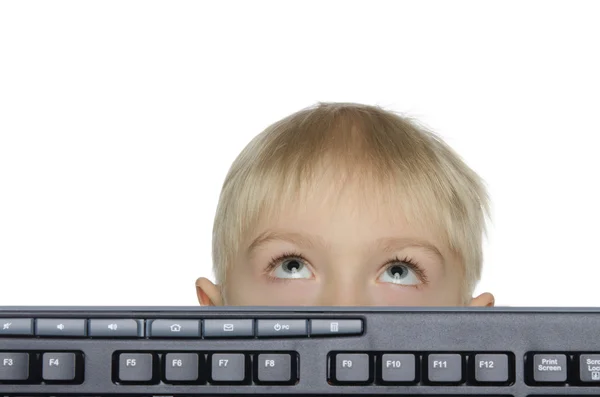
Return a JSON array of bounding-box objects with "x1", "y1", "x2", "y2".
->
[
  {"x1": 468, "y1": 292, "x2": 495, "y2": 307},
  {"x1": 195, "y1": 277, "x2": 223, "y2": 306}
]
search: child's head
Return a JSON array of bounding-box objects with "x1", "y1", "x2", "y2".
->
[{"x1": 196, "y1": 102, "x2": 494, "y2": 307}]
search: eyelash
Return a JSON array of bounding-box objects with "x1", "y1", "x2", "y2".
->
[
  {"x1": 263, "y1": 251, "x2": 309, "y2": 282},
  {"x1": 388, "y1": 255, "x2": 429, "y2": 285},
  {"x1": 265, "y1": 251, "x2": 307, "y2": 270},
  {"x1": 263, "y1": 251, "x2": 429, "y2": 284}
]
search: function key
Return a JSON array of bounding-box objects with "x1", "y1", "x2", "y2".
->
[
  {"x1": 255, "y1": 353, "x2": 296, "y2": 385},
  {"x1": 89, "y1": 319, "x2": 144, "y2": 338},
  {"x1": 148, "y1": 319, "x2": 200, "y2": 338},
  {"x1": 257, "y1": 319, "x2": 307, "y2": 337},
  {"x1": 35, "y1": 319, "x2": 87, "y2": 337},
  {"x1": 204, "y1": 319, "x2": 254, "y2": 338},
  {"x1": 210, "y1": 353, "x2": 249, "y2": 384},
  {"x1": 117, "y1": 353, "x2": 156, "y2": 383},
  {"x1": 473, "y1": 353, "x2": 510, "y2": 383},
  {"x1": 0, "y1": 352, "x2": 29, "y2": 381},
  {"x1": 42, "y1": 352, "x2": 81, "y2": 383},
  {"x1": 332, "y1": 353, "x2": 372, "y2": 384},
  {"x1": 532, "y1": 354, "x2": 567, "y2": 383},
  {"x1": 0, "y1": 318, "x2": 34, "y2": 336},
  {"x1": 579, "y1": 354, "x2": 600, "y2": 382},
  {"x1": 379, "y1": 353, "x2": 416, "y2": 383},
  {"x1": 310, "y1": 319, "x2": 363, "y2": 336},
  {"x1": 427, "y1": 354, "x2": 463, "y2": 383},
  {"x1": 163, "y1": 353, "x2": 202, "y2": 383}
]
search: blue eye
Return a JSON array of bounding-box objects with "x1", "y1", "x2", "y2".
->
[
  {"x1": 378, "y1": 262, "x2": 421, "y2": 285},
  {"x1": 272, "y1": 258, "x2": 313, "y2": 279}
]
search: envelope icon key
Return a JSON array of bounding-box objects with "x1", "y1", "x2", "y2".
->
[{"x1": 223, "y1": 323, "x2": 235, "y2": 332}]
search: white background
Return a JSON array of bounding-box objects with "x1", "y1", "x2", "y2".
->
[{"x1": 1, "y1": 1, "x2": 599, "y2": 307}]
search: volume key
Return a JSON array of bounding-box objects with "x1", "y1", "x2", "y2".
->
[
  {"x1": 89, "y1": 319, "x2": 144, "y2": 337},
  {"x1": 35, "y1": 319, "x2": 87, "y2": 337}
]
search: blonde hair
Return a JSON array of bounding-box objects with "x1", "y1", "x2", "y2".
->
[{"x1": 212, "y1": 102, "x2": 490, "y2": 304}]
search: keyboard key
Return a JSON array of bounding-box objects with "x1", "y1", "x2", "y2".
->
[
  {"x1": 164, "y1": 353, "x2": 201, "y2": 382},
  {"x1": 257, "y1": 319, "x2": 307, "y2": 337},
  {"x1": 203, "y1": 319, "x2": 254, "y2": 338},
  {"x1": 474, "y1": 354, "x2": 509, "y2": 383},
  {"x1": 579, "y1": 354, "x2": 600, "y2": 382},
  {"x1": 334, "y1": 353, "x2": 371, "y2": 383},
  {"x1": 118, "y1": 353, "x2": 154, "y2": 382},
  {"x1": 427, "y1": 354, "x2": 462, "y2": 383},
  {"x1": 256, "y1": 353, "x2": 294, "y2": 384},
  {"x1": 0, "y1": 352, "x2": 29, "y2": 381},
  {"x1": 35, "y1": 319, "x2": 87, "y2": 337},
  {"x1": 89, "y1": 319, "x2": 143, "y2": 337},
  {"x1": 380, "y1": 354, "x2": 416, "y2": 383},
  {"x1": 210, "y1": 353, "x2": 247, "y2": 383},
  {"x1": 310, "y1": 319, "x2": 363, "y2": 336},
  {"x1": 0, "y1": 318, "x2": 34, "y2": 336},
  {"x1": 42, "y1": 352, "x2": 76, "y2": 381},
  {"x1": 533, "y1": 354, "x2": 567, "y2": 382},
  {"x1": 148, "y1": 319, "x2": 200, "y2": 338}
]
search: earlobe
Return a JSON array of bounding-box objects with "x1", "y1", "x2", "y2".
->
[
  {"x1": 468, "y1": 292, "x2": 495, "y2": 307},
  {"x1": 195, "y1": 277, "x2": 224, "y2": 306}
]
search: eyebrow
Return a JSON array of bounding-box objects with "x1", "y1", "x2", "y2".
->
[
  {"x1": 375, "y1": 237, "x2": 444, "y2": 262},
  {"x1": 247, "y1": 231, "x2": 326, "y2": 253},
  {"x1": 246, "y1": 230, "x2": 444, "y2": 262}
]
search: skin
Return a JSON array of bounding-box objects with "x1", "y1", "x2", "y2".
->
[{"x1": 196, "y1": 176, "x2": 495, "y2": 307}]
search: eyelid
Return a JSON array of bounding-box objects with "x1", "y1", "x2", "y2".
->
[{"x1": 264, "y1": 251, "x2": 311, "y2": 272}]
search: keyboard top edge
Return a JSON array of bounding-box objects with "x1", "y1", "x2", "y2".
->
[{"x1": 0, "y1": 305, "x2": 599, "y2": 313}]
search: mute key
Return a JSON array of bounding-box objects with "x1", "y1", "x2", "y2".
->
[{"x1": 0, "y1": 319, "x2": 33, "y2": 336}]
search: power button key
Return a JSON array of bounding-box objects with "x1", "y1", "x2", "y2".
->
[{"x1": 257, "y1": 320, "x2": 307, "y2": 337}]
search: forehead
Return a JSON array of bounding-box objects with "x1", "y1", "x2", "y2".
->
[{"x1": 247, "y1": 168, "x2": 446, "y2": 249}]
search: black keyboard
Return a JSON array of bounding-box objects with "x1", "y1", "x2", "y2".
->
[{"x1": 1, "y1": 306, "x2": 599, "y2": 396}]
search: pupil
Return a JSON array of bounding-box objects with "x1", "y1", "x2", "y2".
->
[
  {"x1": 389, "y1": 265, "x2": 406, "y2": 278},
  {"x1": 284, "y1": 260, "x2": 301, "y2": 272}
]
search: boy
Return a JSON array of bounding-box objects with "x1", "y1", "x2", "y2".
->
[{"x1": 195, "y1": 102, "x2": 495, "y2": 307}]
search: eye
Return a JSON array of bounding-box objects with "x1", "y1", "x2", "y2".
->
[
  {"x1": 377, "y1": 261, "x2": 422, "y2": 285},
  {"x1": 271, "y1": 257, "x2": 314, "y2": 279}
]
